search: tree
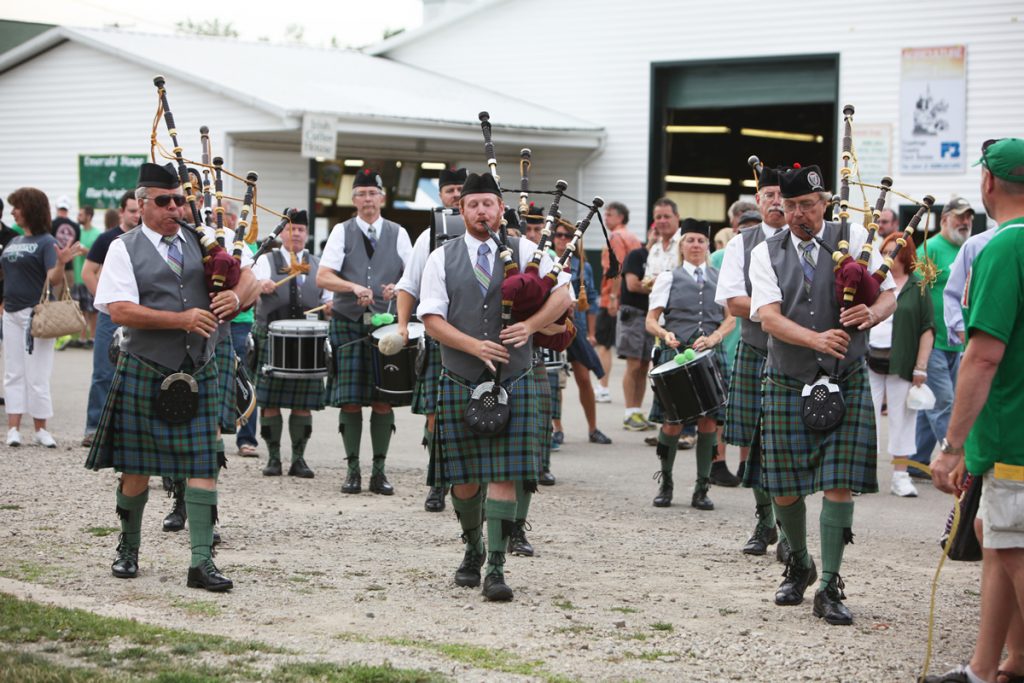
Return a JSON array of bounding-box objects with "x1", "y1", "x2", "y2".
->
[
  {"x1": 284, "y1": 24, "x2": 305, "y2": 44},
  {"x1": 175, "y1": 19, "x2": 239, "y2": 38}
]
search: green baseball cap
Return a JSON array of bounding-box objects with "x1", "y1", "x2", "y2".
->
[{"x1": 974, "y1": 138, "x2": 1024, "y2": 183}]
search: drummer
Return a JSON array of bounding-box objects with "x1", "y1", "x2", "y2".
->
[
  {"x1": 252, "y1": 210, "x2": 331, "y2": 478},
  {"x1": 317, "y1": 169, "x2": 413, "y2": 496},
  {"x1": 645, "y1": 218, "x2": 735, "y2": 510},
  {"x1": 396, "y1": 166, "x2": 466, "y2": 512}
]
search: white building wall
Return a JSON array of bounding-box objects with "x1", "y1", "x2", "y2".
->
[
  {"x1": 383, "y1": 0, "x2": 1024, "y2": 233},
  {"x1": 0, "y1": 40, "x2": 283, "y2": 224},
  {"x1": 229, "y1": 144, "x2": 309, "y2": 232}
]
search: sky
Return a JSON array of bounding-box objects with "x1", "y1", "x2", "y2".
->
[{"x1": 1, "y1": 0, "x2": 424, "y2": 49}]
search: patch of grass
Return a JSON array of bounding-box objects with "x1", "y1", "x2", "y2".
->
[
  {"x1": 0, "y1": 561, "x2": 55, "y2": 583},
  {"x1": 624, "y1": 649, "x2": 677, "y2": 661},
  {"x1": 554, "y1": 625, "x2": 594, "y2": 635},
  {"x1": 383, "y1": 637, "x2": 545, "y2": 677},
  {"x1": 0, "y1": 650, "x2": 113, "y2": 681},
  {"x1": 287, "y1": 575, "x2": 310, "y2": 583},
  {"x1": 269, "y1": 661, "x2": 449, "y2": 682},
  {"x1": 0, "y1": 504, "x2": 21, "y2": 510},
  {"x1": 553, "y1": 598, "x2": 576, "y2": 610},
  {"x1": 84, "y1": 526, "x2": 119, "y2": 537},
  {"x1": 610, "y1": 606, "x2": 639, "y2": 614},
  {"x1": 617, "y1": 631, "x2": 648, "y2": 642},
  {"x1": 718, "y1": 607, "x2": 738, "y2": 617},
  {"x1": 170, "y1": 597, "x2": 222, "y2": 617},
  {"x1": 650, "y1": 622, "x2": 674, "y2": 632}
]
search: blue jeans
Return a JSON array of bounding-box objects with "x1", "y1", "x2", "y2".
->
[
  {"x1": 913, "y1": 348, "x2": 961, "y2": 465},
  {"x1": 85, "y1": 312, "x2": 118, "y2": 433},
  {"x1": 231, "y1": 321, "x2": 258, "y2": 448}
]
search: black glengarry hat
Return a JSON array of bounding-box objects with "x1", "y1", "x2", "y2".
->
[
  {"x1": 138, "y1": 162, "x2": 180, "y2": 190},
  {"x1": 757, "y1": 165, "x2": 782, "y2": 189},
  {"x1": 680, "y1": 217, "x2": 711, "y2": 238},
  {"x1": 459, "y1": 172, "x2": 502, "y2": 199},
  {"x1": 439, "y1": 167, "x2": 468, "y2": 189},
  {"x1": 353, "y1": 169, "x2": 383, "y2": 191},
  {"x1": 288, "y1": 209, "x2": 308, "y2": 226},
  {"x1": 779, "y1": 164, "x2": 826, "y2": 199}
]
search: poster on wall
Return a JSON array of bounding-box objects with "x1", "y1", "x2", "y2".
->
[
  {"x1": 899, "y1": 45, "x2": 966, "y2": 174},
  {"x1": 851, "y1": 123, "x2": 892, "y2": 184},
  {"x1": 79, "y1": 154, "x2": 147, "y2": 209}
]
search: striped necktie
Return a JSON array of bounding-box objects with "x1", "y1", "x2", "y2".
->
[
  {"x1": 163, "y1": 234, "x2": 183, "y2": 279},
  {"x1": 367, "y1": 225, "x2": 378, "y2": 249},
  {"x1": 801, "y1": 241, "x2": 816, "y2": 290},
  {"x1": 475, "y1": 243, "x2": 491, "y2": 296},
  {"x1": 694, "y1": 266, "x2": 704, "y2": 288}
]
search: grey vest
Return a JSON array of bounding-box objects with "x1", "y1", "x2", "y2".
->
[
  {"x1": 330, "y1": 218, "x2": 406, "y2": 322},
  {"x1": 121, "y1": 227, "x2": 214, "y2": 369},
  {"x1": 440, "y1": 236, "x2": 532, "y2": 382},
  {"x1": 255, "y1": 250, "x2": 323, "y2": 325},
  {"x1": 765, "y1": 222, "x2": 868, "y2": 384},
  {"x1": 662, "y1": 264, "x2": 723, "y2": 342},
  {"x1": 740, "y1": 225, "x2": 771, "y2": 351}
]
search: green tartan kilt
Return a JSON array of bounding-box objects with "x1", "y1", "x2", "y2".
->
[
  {"x1": 326, "y1": 318, "x2": 410, "y2": 408},
  {"x1": 533, "y1": 363, "x2": 552, "y2": 470},
  {"x1": 411, "y1": 338, "x2": 441, "y2": 415},
  {"x1": 253, "y1": 325, "x2": 325, "y2": 411},
  {"x1": 758, "y1": 364, "x2": 878, "y2": 497},
  {"x1": 648, "y1": 338, "x2": 730, "y2": 424},
  {"x1": 547, "y1": 369, "x2": 562, "y2": 420},
  {"x1": 428, "y1": 368, "x2": 541, "y2": 487},
  {"x1": 723, "y1": 341, "x2": 767, "y2": 447},
  {"x1": 215, "y1": 333, "x2": 237, "y2": 434},
  {"x1": 84, "y1": 353, "x2": 220, "y2": 479}
]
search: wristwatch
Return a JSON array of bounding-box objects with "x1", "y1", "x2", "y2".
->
[{"x1": 939, "y1": 438, "x2": 964, "y2": 456}]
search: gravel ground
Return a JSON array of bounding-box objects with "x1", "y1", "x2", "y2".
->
[{"x1": 0, "y1": 347, "x2": 980, "y2": 681}]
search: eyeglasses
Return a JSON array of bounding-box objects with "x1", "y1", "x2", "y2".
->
[
  {"x1": 152, "y1": 194, "x2": 186, "y2": 208},
  {"x1": 554, "y1": 232, "x2": 572, "y2": 239},
  {"x1": 782, "y1": 199, "x2": 822, "y2": 213},
  {"x1": 353, "y1": 191, "x2": 382, "y2": 199}
]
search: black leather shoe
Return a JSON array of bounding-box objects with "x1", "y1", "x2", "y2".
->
[
  {"x1": 742, "y1": 522, "x2": 779, "y2": 556},
  {"x1": 813, "y1": 574, "x2": 853, "y2": 625},
  {"x1": 186, "y1": 560, "x2": 233, "y2": 592},
  {"x1": 341, "y1": 471, "x2": 361, "y2": 494},
  {"x1": 709, "y1": 460, "x2": 740, "y2": 487},
  {"x1": 653, "y1": 471, "x2": 673, "y2": 507},
  {"x1": 736, "y1": 460, "x2": 746, "y2": 482},
  {"x1": 482, "y1": 573, "x2": 514, "y2": 602},
  {"x1": 454, "y1": 546, "x2": 484, "y2": 588},
  {"x1": 288, "y1": 458, "x2": 314, "y2": 478},
  {"x1": 508, "y1": 520, "x2": 534, "y2": 557},
  {"x1": 776, "y1": 534, "x2": 792, "y2": 564},
  {"x1": 538, "y1": 469, "x2": 556, "y2": 486},
  {"x1": 589, "y1": 429, "x2": 612, "y2": 444},
  {"x1": 775, "y1": 554, "x2": 817, "y2": 606},
  {"x1": 369, "y1": 473, "x2": 394, "y2": 495},
  {"x1": 262, "y1": 458, "x2": 282, "y2": 477},
  {"x1": 691, "y1": 480, "x2": 714, "y2": 511},
  {"x1": 162, "y1": 491, "x2": 186, "y2": 532},
  {"x1": 424, "y1": 486, "x2": 446, "y2": 512},
  {"x1": 111, "y1": 536, "x2": 138, "y2": 579}
]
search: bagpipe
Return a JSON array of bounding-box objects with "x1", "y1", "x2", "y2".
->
[
  {"x1": 475, "y1": 111, "x2": 617, "y2": 352},
  {"x1": 152, "y1": 76, "x2": 304, "y2": 293}
]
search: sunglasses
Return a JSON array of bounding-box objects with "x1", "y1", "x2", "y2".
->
[
  {"x1": 554, "y1": 232, "x2": 572, "y2": 239},
  {"x1": 152, "y1": 194, "x2": 186, "y2": 208},
  {"x1": 980, "y1": 138, "x2": 1005, "y2": 168}
]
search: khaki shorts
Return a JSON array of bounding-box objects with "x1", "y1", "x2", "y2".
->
[
  {"x1": 616, "y1": 305, "x2": 654, "y2": 361},
  {"x1": 980, "y1": 468, "x2": 1024, "y2": 550}
]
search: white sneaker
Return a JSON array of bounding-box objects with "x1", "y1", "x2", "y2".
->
[
  {"x1": 34, "y1": 429, "x2": 57, "y2": 449},
  {"x1": 890, "y1": 472, "x2": 918, "y2": 498},
  {"x1": 594, "y1": 387, "x2": 611, "y2": 403},
  {"x1": 6, "y1": 428, "x2": 21, "y2": 447}
]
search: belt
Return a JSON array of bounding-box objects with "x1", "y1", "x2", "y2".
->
[{"x1": 994, "y1": 462, "x2": 1024, "y2": 481}]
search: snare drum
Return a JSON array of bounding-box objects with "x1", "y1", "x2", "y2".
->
[
  {"x1": 370, "y1": 322, "x2": 424, "y2": 398},
  {"x1": 266, "y1": 319, "x2": 329, "y2": 379},
  {"x1": 540, "y1": 348, "x2": 567, "y2": 373},
  {"x1": 648, "y1": 349, "x2": 727, "y2": 423}
]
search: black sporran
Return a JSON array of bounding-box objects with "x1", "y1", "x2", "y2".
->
[
  {"x1": 155, "y1": 372, "x2": 200, "y2": 424},
  {"x1": 464, "y1": 380, "x2": 510, "y2": 436},
  {"x1": 800, "y1": 376, "x2": 846, "y2": 432}
]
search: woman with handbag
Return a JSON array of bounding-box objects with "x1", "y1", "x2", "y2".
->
[
  {"x1": 867, "y1": 232, "x2": 934, "y2": 498},
  {"x1": 2, "y1": 188, "x2": 85, "y2": 447}
]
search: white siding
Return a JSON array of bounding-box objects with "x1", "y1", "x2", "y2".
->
[
  {"x1": 0, "y1": 40, "x2": 282, "y2": 223},
  {"x1": 384, "y1": 0, "x2": 1024, "y2": 233},
  {"x1": 229, "y1": 144, "x2": 309, "y2": 236}
]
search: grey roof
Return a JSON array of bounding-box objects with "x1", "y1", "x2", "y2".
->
[{"x1": 0, "y1": 26, "x2": 601, "y2": 134}]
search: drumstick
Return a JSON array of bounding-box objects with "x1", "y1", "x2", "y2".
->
[
  {"x1": 273, "y1": 271, "x2": 301, "y2": 288},
  {"x1": 304, "y1": 303, "x2": 328, "y2": 315}
]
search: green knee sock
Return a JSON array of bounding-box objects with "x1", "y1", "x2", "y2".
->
[
  {"x1": 260, "y1": 414, "x2": 283, "y2": 462},
  {"x1": 774, "y1": 497, "x2": 811, "y2": 568},
  {"x1": 819, "y1": 499, "x2": 855, "y2": 590},
  {"x1": 753, "y1": 487, "x2": 776, "y2": 528},
  {"x1": 484, "y1": 498, "x2": 518, "y2": 577},
  {"x1": 288, "y1": 414, "x2": 312, "y2": 461},
  {"x1": 115, "y1": 486, "x2": 149, "y2": 550},
  {"x1": 451, "y1": 489, "x2": 484, "y2": 553},
  {"x1": 514, "y1": 480, "x2": 532, "y2": 522},
  {"x1": 184, "y1": 487, "x2": 218, "y2": 567},
  {"x1": 370, "y1": 410, "x2": 395, "y2": 457},
  {"x1": 339, "y1": 411, "x2": 363, "y2": 473},
  {"x1": 657, "y1": 430, "x2": 678, "y2": 481},
  {"x1": 695, "y1": 431, "x2": 716, "y2": 483}
]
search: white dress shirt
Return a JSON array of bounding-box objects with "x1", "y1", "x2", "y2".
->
[
  {"x1": 395, "y1": 229, "x2": 432, "y2": 299},
  {"x1": 714, "y1": 223, "x2": 784, "y2": 306},
  {"x1": 253, "y1": 248, "x2": 331, "y2": 305},
  {"x1": 649, "y1": 260, "x2": 703, "y2": 310},
  {"x1": 748, "y1": 223, "x2": 895, "y2": 323},
  {"x1": 417, "y1": 232, "x2": 569, "y2": 320},
  {"x1": 319, "y1": 215, "x2": 413, "y2": 273}
]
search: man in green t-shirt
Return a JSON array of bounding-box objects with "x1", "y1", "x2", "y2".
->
[
  {"x1": 928, "y1": 137, "x2": 1024, "y2": 683},
  {"x1": 911, "y1": 195, "x2": 973, "y2": 473},
  {"x1": 72, "y1": 205, "x2": 103, "y2": 346}
]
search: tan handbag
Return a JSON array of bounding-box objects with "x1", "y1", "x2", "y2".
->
[{"x1": 30, "y1": 273, "x2": 86, "y2": 339}]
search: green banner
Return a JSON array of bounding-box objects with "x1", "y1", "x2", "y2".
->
[{"x1": 78, "y1": 154, "x2": 147, "y2": 209}]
